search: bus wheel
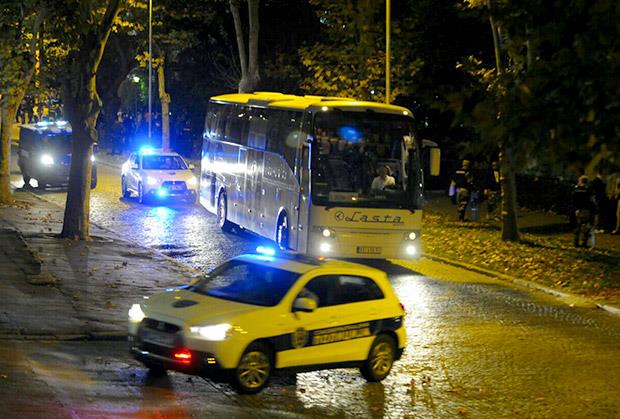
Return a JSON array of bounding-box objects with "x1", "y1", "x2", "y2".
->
[
  {"x1": 217, "y1": 192, "x2": 233, "y2": 232},
  {"x1": 276, "y1": 213, "x2": 289, "y2": 249}
]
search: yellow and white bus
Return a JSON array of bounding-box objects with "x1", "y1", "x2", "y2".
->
[{"x1": 199, "y1": 92, "x2": 439, "y2": 259}]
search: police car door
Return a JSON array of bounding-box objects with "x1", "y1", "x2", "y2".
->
[{"x1": 278, "y1": 275, "x2": 374, "y2": 368}]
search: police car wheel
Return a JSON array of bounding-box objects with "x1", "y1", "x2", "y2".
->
[
  {"x1": 142, "y1": 361, "x2": 167, "y2": 376},
  {"x1": 121, "y1": 176, "x2": 131, "y2": 198},
  {"x1": 232, "y1": 342, "x2": 272, "y2": 394},
  {"x1": 138, "y1": 183, "x2": 145, "y2": 204},
  {"x1": 360, "y1": 334, "x2": 396, "y2": 382}
]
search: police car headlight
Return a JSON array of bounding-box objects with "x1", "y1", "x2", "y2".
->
[
  {"x1": 146, "y1": 176, "x2": 158, "y2": 186},
  {"x1": 187, "y1": 176, "x2": 198, "y2": 186},
  {"x1": 128, "y1": 304, "x2": 145, "y2": 322},
  {"x1": 190, "y1": 323, "x2": 232, "y2": 341},
  {"x1": 41, "y1": 154, "x2": 54, "y2": 165},
  {"x1": 90, "y1": 155, "x2": 95, "y2": 162}
]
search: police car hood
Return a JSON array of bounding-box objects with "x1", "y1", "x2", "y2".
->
[{"x1": 143, "y1": 289, "x2": 258, "y2": 324}]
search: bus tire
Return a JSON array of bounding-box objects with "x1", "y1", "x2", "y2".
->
[
  {"x1": 217, "y1": 192, "x2": 233, "y2": 232},
  {"x1": 276, "y1": 213, "x2": 290, "y2": 249}
]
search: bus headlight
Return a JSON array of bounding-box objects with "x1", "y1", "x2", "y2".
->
[
  {"x1": 320, "y1": 242, "x2": 332, "y2": 253},
  {"x1": 41, "y1": 154, "x2": 54, "y2": 165},
  {"x1": 407, "y1": 232, "x2": 417, "y2": 240},
  {"x1": 128, "y1": 304, "x2": 145, "y2": 322},
  {"x1": 146, "y1": 176, "x2": 158, "y2": 186},
  {"x1": 187, "y1": 176, "x2": 198, "y2": 186},
  {"x1": 190, "y1": 323, "x2": 232, "y2": 341},
  {"x1": 322, "y1": 228, "x2": 334, "y2": 238},
  {"x1": 405, "y1": 245, "x2": 417, "y2": 256}
]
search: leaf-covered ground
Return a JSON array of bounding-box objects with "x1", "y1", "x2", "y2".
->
[{"x1": 418, "y1": 211, "x2": 620, "y2": 307}]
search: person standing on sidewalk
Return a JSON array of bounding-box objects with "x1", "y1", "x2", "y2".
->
[
  {"x1": 484, "y1": 161, "x2": 501, "y2": 220},
  {"x1": 572, "y1": 175, "x2": 595, "y2": 247},
  {"x1": 589, "y1": 169, "x2": 608, "y2": 233},
  {"x1": 450, "y1": 159, "x2": 474, "y2": 221}
]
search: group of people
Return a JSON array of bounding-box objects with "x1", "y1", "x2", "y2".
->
[
  {"x1": 450, "y1": 159, "x2": 501, "y2": 222},
  {"x1": 450, "y1": 159, "x2": 620, "y2": 248},
  {"x1": 571, "y1": 171, "x2": 620, "y2": 248}
]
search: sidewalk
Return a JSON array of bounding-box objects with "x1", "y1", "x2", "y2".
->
[
  {"x1": 408, "y1": 192, "x2": 619, "y2": 311},
  {"x1": 0, "y1": 192, "x2": 198, "y2": 339}
]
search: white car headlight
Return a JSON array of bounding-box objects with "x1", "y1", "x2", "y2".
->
[
  {"x1": 41, "y1": 154, "x2": 54, "y2": 165},
  {"x1": 128, "y1": 304, "x2": 145, "y2": 322},
  {"x1": 187, "y1": 176, "x2": 198, "y2": 186},
  {"x1": 146, "y1": 176, "x2": 158, "y2": 186},
  {"x1": 189, "y1": 323, "x2": 232, "y2": 341}
]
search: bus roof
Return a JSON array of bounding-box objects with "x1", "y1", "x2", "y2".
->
[{"x1": 210, "y1": 92, "x2": 413, "y2": 117}]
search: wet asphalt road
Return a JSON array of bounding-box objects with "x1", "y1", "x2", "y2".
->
[{"x1": 5, "y1": 158, "x2": 620, "y2": 417}]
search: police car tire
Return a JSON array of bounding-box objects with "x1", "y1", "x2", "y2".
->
[
  {"x1": 142, "y1": 361, "x2": 167, "y2": 376},
  {"x1": 121, "y1": 176, "x2": 131, "y2": 198},
  {"x1": 138, "y1": 182, "x2": 145, "y2": 204},
  {"x1": 360, "y1": 334, "x2": 396, "y2": 382},
  {"x1": 231, "y1": 342, "x2": 273, "y2": 394}
]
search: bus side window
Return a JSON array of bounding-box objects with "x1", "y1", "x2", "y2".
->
[
  {"x1": 225, "y1": 105, "x2": 249, "y2": 146},
  {"x1": 248, "y1": 108, "x2": 268, "y2": 150}
]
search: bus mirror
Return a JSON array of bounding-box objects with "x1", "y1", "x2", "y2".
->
[{"x1": 429, "y1": 148, "x2": 441, "y2": 176}]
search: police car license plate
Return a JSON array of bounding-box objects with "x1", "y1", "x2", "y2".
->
[
  {"x1": 170, "y1": 184, "x2": 183, "y2": 191},
  {"x1": 357, "y1": 246, "x2": 381, "y2": 254},
  {"x1": 141, "y1": 329, "x2": 175, "y2": 347}
]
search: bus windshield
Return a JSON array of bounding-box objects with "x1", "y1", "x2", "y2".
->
[{"x1": 311, "y1": 110, "x2": 420, "y2": 209}]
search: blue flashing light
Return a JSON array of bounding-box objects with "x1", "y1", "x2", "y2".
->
[
  {"x1": 256, "y1": 246, "x2": 276, "y2": 256},
  {"x1": 140, "y1": 146, "x2": 155, "y2": 155},
  {"x1": 338, "y1": 125, "x2": 362, "y2": 142},
  {"x1": 157, "y1": 188, "x2": 168, "y2": 198}
]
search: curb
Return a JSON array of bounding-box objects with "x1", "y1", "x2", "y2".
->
[
  {"x1": 19, "y1": 189, "x2": 201, "y2": 278},
  {"x1": 414, "y1": 253, "x2": 620, "y2": 317}
]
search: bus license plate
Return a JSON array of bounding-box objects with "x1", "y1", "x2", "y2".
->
[
  {"x1": 357, "y1": 246, "x2": 381, "y2": 254},
  {"x1": 141, "y1": 329, "x2": 175, "y2": 347}
]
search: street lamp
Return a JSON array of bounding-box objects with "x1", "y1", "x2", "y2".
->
[
  {"x1": 385, "y1": 0, "x2": 390, "y2": 104},
  {"x1": 148, "y1": 0, "x2": 152, "y2": 140}
]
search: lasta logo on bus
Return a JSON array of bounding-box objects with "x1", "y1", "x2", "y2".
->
[{"x1": 334, "y1": 211, "x2": 404, "y2": 224}]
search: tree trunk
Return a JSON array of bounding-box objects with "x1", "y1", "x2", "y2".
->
[
  {"x1": 499, "y1": 142, "x2": 520, "y2": 241},
  {"x1": 230, "y1": 0, "x2": 260, "y2": 93},
  {"x1": 60, "y1": 0, "x2": 122, "y2": 240},
  {"x1": 0, "y1": 102, "x2": 18, "y2": 204},
  {"x1": 158, "y1": 61, "x2": 171, "y2": 151}
]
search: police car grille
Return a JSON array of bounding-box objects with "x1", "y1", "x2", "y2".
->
[{"x1": 141, "y1": 318, "x2": 180, "y2": 333}]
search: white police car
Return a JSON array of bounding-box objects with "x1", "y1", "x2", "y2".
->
[
  {"x1": 121, "y1": 148, "x2": 198, "y2": 204},
  {"x1": 128, "y1": 247, "x2": 406, "y2": 393}
]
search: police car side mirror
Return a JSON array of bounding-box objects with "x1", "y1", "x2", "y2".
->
[
  {"x1": 131, "y1": 163, "x2": 139, "y2": 170},
  {"x1": 293, "y1": 297, "x2": 317, "y2": 313},
  {"x1": 188, "y1": 163, "x2": 195, "y2": 170}
]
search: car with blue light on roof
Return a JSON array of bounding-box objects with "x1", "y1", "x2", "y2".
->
[
  {"x1": 128, "y1": 246, "x2": 407, "y2": 394},
  {"x1": 121, "y1": 148, "x2": 198, "y2": 204}
]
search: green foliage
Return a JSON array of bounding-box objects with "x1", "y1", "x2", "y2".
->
[
  {"x1": 300, "y1": 0, "x2": 422, "y2": 101},
  {"x1": 454, "y1": 0, "x2": 620, "y2": 173}
]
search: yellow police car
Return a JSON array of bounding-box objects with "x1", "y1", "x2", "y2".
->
[{"x1": 128, "y1": 247, "x2": 406, "y2": 393}]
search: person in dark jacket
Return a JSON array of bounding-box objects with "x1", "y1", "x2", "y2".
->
[
  {"x1": 572, "y1": 176, "x2": 595, "y2": 247},
  {"x1": 450, "y1": 160, "x2": 474, "y2": 221},
  {"x1": 589, "y1": 169, "x2": 607, "y2": 232}
]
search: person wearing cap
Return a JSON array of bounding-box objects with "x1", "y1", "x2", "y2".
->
[
  {"x1": 450, "y1": 159, "x2": 474, "y2": 221},
  {"x1": 572, "y1": 175, "x2": 596, "y2": 247}
]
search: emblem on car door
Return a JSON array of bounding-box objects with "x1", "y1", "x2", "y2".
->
[{"x1": 291, "y1": 327, "x2": 308, "y2": 349}]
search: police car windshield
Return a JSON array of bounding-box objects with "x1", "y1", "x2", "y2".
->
[
  {"x1": 190, "y1": 260, "x2": 300, "y2": 307},
  {"x1": 142, "y1": 155, "x2": 187, "y2": 170}
]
